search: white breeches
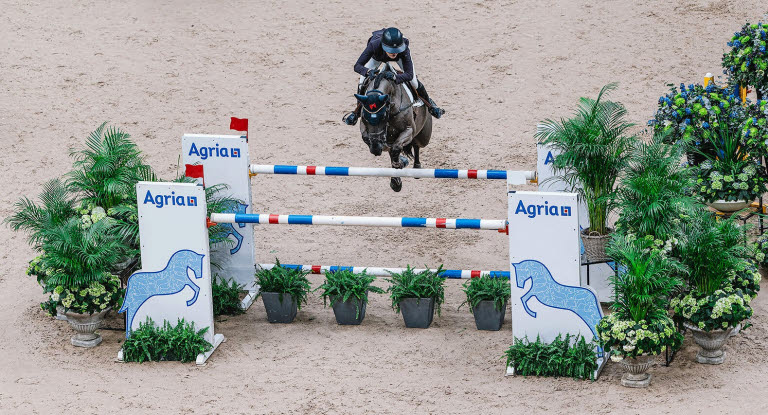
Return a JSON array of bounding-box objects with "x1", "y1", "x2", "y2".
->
[{"x1": 358, "y1": 58, "x2": 418, "y2": 89}]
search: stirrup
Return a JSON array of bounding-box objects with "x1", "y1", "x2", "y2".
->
[{"x1": 343, "y1": 112, "x2": 358, "y2": 126}]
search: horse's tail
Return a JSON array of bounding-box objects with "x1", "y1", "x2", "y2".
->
[{"x1": 403, "y1": 143, "x2": 414, "y2": 160}]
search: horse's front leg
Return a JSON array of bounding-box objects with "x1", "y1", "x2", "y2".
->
[{"x1": 388, "y1": 127, "x2": 413, "y2": 192}]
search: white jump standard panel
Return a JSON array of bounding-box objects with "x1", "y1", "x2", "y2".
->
[
  {"x1": 182, "y1": 134, "x2": 258, "y2": 310},
  {"x1": 118, "y1": 182, "x2": 224, "y2": 365},
  {"x1": 506, "y1": 188, "x2": 606, "y2": 377}
]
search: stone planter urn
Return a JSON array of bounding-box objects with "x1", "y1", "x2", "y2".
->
[
  {"x1": 706, "y1": 200, "x2": 751, "y2": 213},
  {"x1": 683, "y1": 322, "x2": 734, "y2": 364},
  {"x1": 64, "y1": 307, "x2": 111, "y2": 348},
  {"x1": 619, "y1": 355, "x2": 655, "y2": 388}
]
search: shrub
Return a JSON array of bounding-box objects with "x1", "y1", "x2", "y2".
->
[
  {"x1": 315, "y1": 269, "x2": 384, "y2": 318},
  {"x1": 255, "y1": 261, "x2": 311, "y2": 310},
  {"x1": 459, "y1": 276, "x2": 511, "y2": 312},
  {"x1": 122, "y1": 318, "x2": 212, "y2": 363},
  {"x1": 503, "y1": 334, "x2": 598, "y2": 380},
  {"x1": 212, "y1": 276, "x2": 245, "y2": 317},
  {"x1": 387, "y1": 266, "x2": 445, "y2": 315}
]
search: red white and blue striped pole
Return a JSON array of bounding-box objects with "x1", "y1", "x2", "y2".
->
[
  {"x1": 249, "y1": 164, "x2": 536, "y2": 184},
  {"x1": 210, "y1": 213, "x2": 507, "y2": 231},
  {"x1": 256, "y1": 263, "x2": 510, "y2": 279}
]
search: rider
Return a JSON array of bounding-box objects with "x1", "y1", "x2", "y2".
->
[{"x1": 343, "y1": 27, "x2": 445, "y2": 126}]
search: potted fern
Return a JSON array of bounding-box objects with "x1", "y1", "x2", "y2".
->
[
  {"x1": 459, "y1": 276, "x2": 511, "y2": 331},
  {"x1": 255, "y1": 262, "x2": 311, "y2": 323},
  {"x1": 598, "y1": 234, "x2": 684, "y2": 387},
  {"x1": 536, "y1": 83, "x2": 636, "y2": 261},
  {"x1": 316, "y1": 269, "x2": 384, "y2": 325},
  {"x1": 387, "y1": 266, "x2": 445, "y2": 328}
]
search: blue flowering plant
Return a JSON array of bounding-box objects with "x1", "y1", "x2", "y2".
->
[
  {"x1": 723, "y1": 22, "x2": 768, "y2": 94},
  {"x1": 650, "y1": 83, "x2": 745, "y2": 149},
  {"x1": 742, "y1": 99, "x2": 768, "y2": 153}
]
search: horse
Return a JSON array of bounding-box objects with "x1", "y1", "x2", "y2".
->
[
  {"x1": 120, "y1": 249, "x2": 205, "y2": 337},
  {"x1": 354, "y1": 63, "x2": 432, "y2": 192}
]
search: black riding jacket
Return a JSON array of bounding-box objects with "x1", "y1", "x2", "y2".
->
[{"x1": 354, "y1": 29, "x2": 414, "y2": 84}]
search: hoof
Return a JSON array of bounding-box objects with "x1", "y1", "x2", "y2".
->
[
  {"x1": 390, "y1": 177, "x2": 402, "y2": 192},
  {"x1": 413, "y1": 163, "x2": 421, "y2": 179}
]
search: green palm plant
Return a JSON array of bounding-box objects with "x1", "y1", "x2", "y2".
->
[
  {"x1": 674, "y1": 209, "x2": 747, "y2": 295},
  {"x1": 38, "y1": 216, "x2": 126, "y2": 288},
  {"x1": 536, "y1": 83, "x2": 636, "y2": 235},
  {"x1": 606, "y1": 234, "x2": 685, "y2": 322},
  {"x1": 4, "y1": 178, "x2": 76, "y2": 248},
  {"x1": 67, "y1": 122, "x2": 157, "y2": 211},
  {"x1": 613, "y1": 133, "x2": 695, "y2": 241}
]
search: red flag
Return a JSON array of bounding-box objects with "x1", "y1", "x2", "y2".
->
[
  {"x1": 230, "y1": 117, "x2": 249, "y2": 141},
  {"x1": 185, "y1": 164, "x2": 205, "y2": 187}
]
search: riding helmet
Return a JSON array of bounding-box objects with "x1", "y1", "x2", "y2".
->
[{"x1": 381, "y1": 27, "x2": 407, "y2": 54}]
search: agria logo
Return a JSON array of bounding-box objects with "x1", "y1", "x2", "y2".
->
[
  {"x1": 188, "y1": 142, "x2": 241, "y2": 160},
  {"x1": 515, "y1": 200, "x2": 571, "y2": 218},
  {"x1": 143, "y1": 190, "x2": 198, "y2": 209}
]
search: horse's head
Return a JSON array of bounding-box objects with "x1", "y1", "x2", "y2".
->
[
  {"x1": 356, "y1": 70, "x2": 397, "y2": 156},
  {"x1": 174, "y1": 249, "x2": 206, "y2": 280},
  {"x1": 512, "y1": 261, "x2": 533, "y2": 289}
]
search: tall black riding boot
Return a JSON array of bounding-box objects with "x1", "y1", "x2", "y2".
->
[{"x1": 416, "y1": 81, "x2": 445, "y2": 119}]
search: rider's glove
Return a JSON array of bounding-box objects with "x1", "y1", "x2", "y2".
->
[{"x1": 383, "y1": 72, "x2": 396, "y2": 81}]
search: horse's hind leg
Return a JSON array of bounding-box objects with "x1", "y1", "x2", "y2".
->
[{"x1": 413, "y1": 146, "x2": 421, "y2": 169}]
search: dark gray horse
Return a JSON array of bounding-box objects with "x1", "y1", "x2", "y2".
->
[{"x1": 354, "y1": 64, "x2": 432, "y2": 192}]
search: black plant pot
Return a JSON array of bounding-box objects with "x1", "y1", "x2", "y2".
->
[
  {"x1": 471, "y1": 300, "x2": 507, "y2": 331},
  {"x1": 261, "y1": 292, "x2": 298, "y2": 323},
  {"x1": 331, "y1": 296, "x2": 367, "y2": 325},
  {"x1": 399, "y1": 297, "x2": 435, "y2": 328}
]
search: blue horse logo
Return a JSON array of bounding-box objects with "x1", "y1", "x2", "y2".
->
[
  {"x1": 513, "y1": 259, "x2": 603, "y2": 349},
  {"x1": 219, "y1": 201, "x2": 247, "y2": 255},
  {"x1": 120, "y1": 249, "x2": 205, "y2": 337}
]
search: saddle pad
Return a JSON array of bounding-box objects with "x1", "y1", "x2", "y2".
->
[{"x1": 403, "y1": 85, "x2": 424, "y2": 107}]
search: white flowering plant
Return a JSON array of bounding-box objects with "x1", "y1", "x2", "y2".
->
[
  {"x1": 597, "y1": 314, "x2": 683, "y2": 361},
  {"x1": 754, "y1": 233, "x2": 768, "y2": 265},
  {"x1": 695, "y1": 160, "x2": 767, "y2": 203},
  {"x1": 41, "y1": 275, "x2": 123, "y2": 316},
  {"x1": 671, "y1": 286, "x2": 753, "y2": 332},
  {"x1": 729, "y1": 259, "x2": 762, "y2": 299}
]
